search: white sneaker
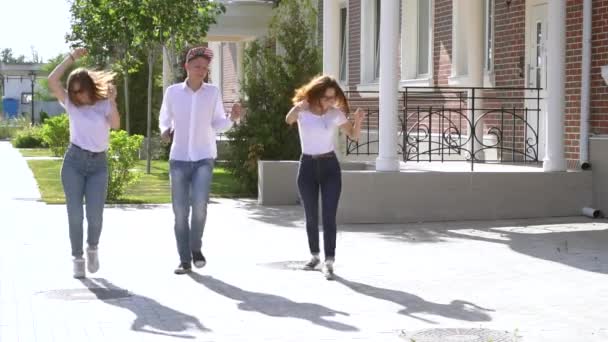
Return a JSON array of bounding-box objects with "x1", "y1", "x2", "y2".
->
[
  {"x1": 322, "y1": 260, "x2": 335, "y2": 280},
  {"x1": 86, "y1": 247, "x2": 99, "y2": 273},
  {"x1": 73, "y1": 257, "x2": 86, "y2": 279}
]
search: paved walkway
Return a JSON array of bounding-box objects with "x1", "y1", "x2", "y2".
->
[{"x1": 1, "y1": 141, "x2": 607, "y2": 342}]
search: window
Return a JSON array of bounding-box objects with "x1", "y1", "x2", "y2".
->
[
  {"x1": 360, "y1": 0, "x2": 381, "y2": 84},
  {"x1": 417, "y1": 0, "x2": 430, "y2": 76},
  {"x1": 21, "y1": 92, "x2": 33, "y2": 104},
  {"x1": 484, "y1": 0, "x2": 495, "y2": 72},
  {"x1": 373, "y1": 0, "x2": 381, "y2": 79},
  {"x1": 401, "y1": 0, "x2": 433, "y2": 83},
  {"x1": 339, "y1": 6, "x2": 348, "y2": 82}
]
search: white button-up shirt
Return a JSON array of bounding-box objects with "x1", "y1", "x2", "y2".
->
[{"x1": 159, "y1": 81, "x2": 233, "y2": 161}]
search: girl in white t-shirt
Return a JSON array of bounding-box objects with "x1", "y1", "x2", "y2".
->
[
  {"x1": 48, "y1": 48, "x2": 121, "y2": 279},
  {"x1": 285, "y1": 75, "x2": 365, "y2": 280}
]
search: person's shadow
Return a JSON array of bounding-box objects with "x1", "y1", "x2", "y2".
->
[
  {"x1": 80, "y1": 278, "x2": 209, "y2": 339},
  {"x1": 334, "y1": 276, "x2": 493, "y2": 324},
  {"x1": 188, "y1": 273, "x2": 358, "y2": 332}
]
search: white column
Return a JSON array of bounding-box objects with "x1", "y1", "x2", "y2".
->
[
  {"x1": 323, "y1": 0, "x2": 343, "y2": 160},
  {"x1": 322, "y1": 0, "x2": 340, "y2": 78},
  {"x1": 465, "y1": 0, "x2": 484, "y2": 86},
  {"x1": 464, "y1": 0, "x2": 485, "y2": 160},
  {"x1": 375, "y1": 0, "x2": 400, "y2": 171},
  {"x1": 544, "y1": 0, "x2": 567, "y2": 171}
]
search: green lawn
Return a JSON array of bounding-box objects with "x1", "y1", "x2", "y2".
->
[
  {"x1": 19, "y1": 148, "x2": 55, "y2": 157},
  {"x1": 27, "y1": 159, "x2": 248, "y2": 204}
]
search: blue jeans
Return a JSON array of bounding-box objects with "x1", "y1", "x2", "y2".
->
[
  {"x1": 297, "y1": 152, "x2": 342, "y2": 260},
  {"x1": 61, "y1": 144, "x2": 108, "y2": 258},
  {"x1": 169, "y1": 159, "x2": 214, "y2": 263}
]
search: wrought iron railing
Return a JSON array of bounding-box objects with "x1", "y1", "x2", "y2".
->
[{"x1": 345, "y1": 87, "x2": 543, "y2": 171}]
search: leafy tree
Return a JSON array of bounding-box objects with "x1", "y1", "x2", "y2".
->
[
  {"x1": 67, "y1": 0, "x2": 142, "y2": 133},
  {"x1": 37, "y1": 54, "x2": 92, "y2": 101},
  {"x1": 225, "y1": 0, "x2": 321, "y2": 194},
  {"x1": 66, "y1": 0, "x2": 225, "y2": 173},
  {"x1": 1, "y1": 48, "x2": 26, "y2": 63},
  {"x1": 128, "y1": 0, "x2": 225, "y2": 173}
]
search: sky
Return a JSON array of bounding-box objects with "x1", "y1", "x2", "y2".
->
[{"x1": 0, "y1": 0, "x2": 72, "y2": 62}]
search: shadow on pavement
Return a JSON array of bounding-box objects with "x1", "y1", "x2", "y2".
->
[
  {"x1": 80, "y1": 278, "x2": 209, "y2": 339},
  {"x1": 188, "y1": 273, "x2": 358, "y2": 332},
  {"x1": 334, "y1": 275, "x2": 493, "y2": 324}
]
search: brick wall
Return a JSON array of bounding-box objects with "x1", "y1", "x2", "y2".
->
[
  {"x1": 488, "y1": 0, "x2": 527, "y2": 161},
  {"x1": 493, "y1": 0, "x2": 526, "y2": 88},
  {"x1": 565, "y1": 0, "x2": 583, "y2": 167},
  {"x1": 590, "y1": 2, "x2": 608, "y2": 134},
  {"x1": 563, "y1": 0, "x2": 608, "y2": 167},
  {"x1": 433, "y1": 0, "x2": 452, "y2": 86}
]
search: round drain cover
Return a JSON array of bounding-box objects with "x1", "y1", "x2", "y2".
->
[
  {"x1": 401, "y1": 328, "x2": 516, "y2": 342},
  {"x1": 40, "y1": 288, "x2": 132, "y2": 301},
  {"x1": 258, "y1": 261, "x2": 309, "y2": 271}
]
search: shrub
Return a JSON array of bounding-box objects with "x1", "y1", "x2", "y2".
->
[
  {"x1": 40, "y1": 114, "x2": 70, "y2": 157},
  {"x1": 1, "y1": 116, "x2": 31, "y2": 140},
  {"x1": 107, "y1": 130, "x2": 144, "y2": 200},
  {"x1": 225, "y1": 0, "x2": 321, "y2": 194},
  {"x1": 12, "y1": 125, "x2": 47, "y2": 148},
  {"x1": 39, "y1": 111, "x2": 49, "y2": 123}
]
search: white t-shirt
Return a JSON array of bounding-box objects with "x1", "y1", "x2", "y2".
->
[
  {"x1": 296, "y1": 108, "x2": 348, "y2": 155},
  {"x1": 61, "y1": 94, "x2": 111, "y2": 152}
]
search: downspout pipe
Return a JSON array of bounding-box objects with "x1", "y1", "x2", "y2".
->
[{"x1": 580, "y1": 0, "x2": 592, "y2": 170}]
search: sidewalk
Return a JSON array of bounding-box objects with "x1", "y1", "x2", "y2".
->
[{"x1": 1, "y1": 141, "x2": 607, "y2": 342}]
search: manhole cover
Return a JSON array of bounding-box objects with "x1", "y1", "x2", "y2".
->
[
  {"x1": 39, "y1": 288, "x2": 132, "y2": 301},
  {"x1": 258, "y1": 261, "x2": 311, "y2": 271},
  {"x1": 401, "y1": 328, "x2": 517, "y2": 342}
]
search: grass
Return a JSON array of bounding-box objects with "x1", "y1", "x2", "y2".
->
[
  {"x1": 19, "y1": 148, "x2": 55, "y2": 157},
  {"x1": 27, "y1": 159, "x2": 248, "y2": 204}
]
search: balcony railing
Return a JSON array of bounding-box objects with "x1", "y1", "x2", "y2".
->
[{"x1": 345, "y1": 86, "x2": 543, "y2": 171}]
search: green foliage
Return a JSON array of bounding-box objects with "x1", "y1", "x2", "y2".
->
[
  {"x1": 37, "y1": 54, "x2": 94, "y2": 101},
  {"x1": 0, "y1": 116, "x2": 29, "y2": 140},
  {"x1": 113, "y1": 54, "x2": 164, "y2": 136},
  {"x1": 225, "y1": 0, "x2": 321, "y2": 194},
  {"x1": 106, "y1": 130, "x2": 144, "y2": 200},
  {"x1": 1, "y1": 48, "x2": 26, "y2": 63},
  {"x1": 12, "y1": 125, "x2": 47, "y2": 148},
  {"x1": 39, "y1": 111, "x2": 49, "y2": 123},
  {"x1": 40, "y1": 114, "x2": 70, "y2": 157}
]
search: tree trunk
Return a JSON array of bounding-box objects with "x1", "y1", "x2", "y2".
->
[
  {"x1": 146, "y1": 51, "x2": 155, "y2": 174},
  {"x1": 123, "y1": 73, "x2": 131, "y2": 134}
]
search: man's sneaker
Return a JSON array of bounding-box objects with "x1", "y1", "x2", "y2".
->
[
  {"x1": 73, "y1": 257, "x2": 86, "y2": 279},
  {"x1": 192, "y1": 251, "x2": 206, "y2": 268},
  {"x1": 302, "y1": 256, "x2": 320, "y2": 270},
  {"x1": 322, "y1": 261, "x2": 335, "y2": 280},
  {"x1": 174, "y1": 262, "x2": 192, "y2": 275},
  {"x1": 86, "y1": 247, "x2": 99, "y2": 273}
]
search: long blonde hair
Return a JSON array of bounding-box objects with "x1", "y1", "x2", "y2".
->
[
  {"x1": 292, "y1": 75, "x2": 350, "y2": 114},
  {"x1": 67, "y1": 68, "x2": 116, "y2": 106}
]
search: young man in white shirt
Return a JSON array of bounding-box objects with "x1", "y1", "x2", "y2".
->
[{"x1": 159, "y1": 46, "x2": 241, "y2": 274}]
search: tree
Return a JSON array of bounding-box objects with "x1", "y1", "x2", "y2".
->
[
  {"x1": 225, "y1": 0, "x2": 321, "y2": 194},
  {"x1": 66, "y1": 0, "x2": 225, "y2": 173},
  {"x1": 67, "y1": 0, "x2": 142, "y2": 134},
  {"x1": 1, "y1": 48, "x2": 26, "y2": 63},
  {"x1": 37, "y1": 54, "x2": 92, "y2": 101},
  {"x1": 30, "y1": 46, "x2": 42, "y2": 63},
  {"x1": 128, "y1": 0, "x2": 225, "y2": 173}
]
